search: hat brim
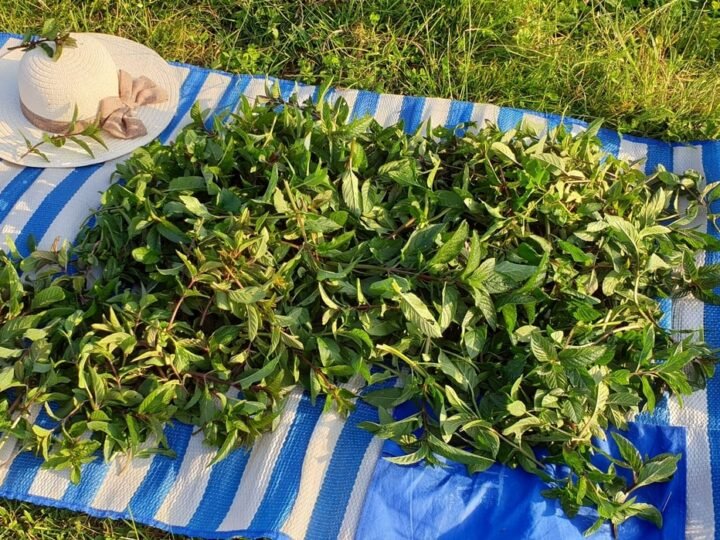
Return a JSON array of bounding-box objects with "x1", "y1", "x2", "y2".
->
[{"x1": 0, "y1": 33, "x2": 180, "y2": 168}]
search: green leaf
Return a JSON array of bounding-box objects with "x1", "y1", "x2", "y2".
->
[
  {"x1": 627, "y1": 502, "x2": 663, "y2": 528},
  {"x1": 611, "y1": 432, "x2": 643, "y2": 471},
  {"x1": 461, "y1": 231, "x2": 483, "y2": 278},
  {"x1": 132, "y1": 246, "x2": 161, "y2": 265},
  {"x1": 385, "y1": 446, "x2": 429, "y2": 466},
  {"x1": 635, "y1": 454, "x2": 680, "y2": 489},
  {"x1": 139, "y1": 383, "x2": 178, "y2": 415},
  {"x1": 427, "y1": 435, "x2": 494, "y2": 473},
  {"x1": 341, "y1": 168, "x2": 362, "y2": 215},
  {"x1": 502, "y1": 417, "x2": 543, "y2": 439},
  {"x1": 30, "y1": 286, "x2": 65, "y2": 310},
  {"x1": 530, "y1": 333, "x2": 558, "y2": 363},
  {"x1": 246, "y1": 305, "x2": 260, "y2": 342},
  {"x1": 228, "y1": 287, "x2": 266, "y2": 305},
  {"x1": 471, "y1": 286, "x2": 496, "y2": 330},
  {"x1": 211, "y1": 430, "x2": 238, "y2": 465},
  {"x1": 507, "y1": 400, "x2": 527, "y2": 417},
  {"x1": 179, "y1": 195, "x2": 212, "y2": 218},
  {"x1": 0, "y1": 347, "x2": 23, "y2": 360},
  {"x1": 494, "y1": 261, "x2": 537, "y2": 282},
  {"x1": 401, "y1": 223, "x2": 445, "y2": 262},
  {"x1": 430, "y1": 221, "x2": 468, "y2": 266},
  {"x1": 439, "y1": 284, "x2": 460, "y2": 331},
  {"x1": 398, "y1": 290, "x2": 442, "y2": 338},
  {"x1": 0, "y1": 366, "x2": 20, "y2": 392},
  {"x1": 491, "y1": 141, "x2": 517, "y2": 163},
  {"x1": 68, "y1": 136, "x2": 95, "y2": 157},
  {"x1": 606, "y1": 215, "x2": 641, "y2": 256},
  {"x1": 363, "y1": 387, "x2": 413, "y2": 409},
  {"x1": 237, "y1": 357, "x2": 279, "y2": 389},
  {"x1": 168, "y1": 176, "x2": 206, "y2": 192},
  {"x1": 641, "y1": 377, "x2": 656, "y2": 412},
  {"x1": 583, "y1": 518, "x2": 606, "y2": 537}
]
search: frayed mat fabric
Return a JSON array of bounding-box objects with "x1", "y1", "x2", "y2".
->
[{"x1": 0, "y1": 29, "x2": 714, "y2": 539}]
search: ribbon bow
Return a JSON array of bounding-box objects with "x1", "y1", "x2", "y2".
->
[{"x1": 99, "y1": 70, "x2": 168, "y2": 139}]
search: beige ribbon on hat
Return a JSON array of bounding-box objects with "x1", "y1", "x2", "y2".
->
[
  {"x1": 20, "y1": 70, "x2": 168, "y2": 140},
  {"x1": 98, "y1": 70, "x2": 168, "y2": 139}
]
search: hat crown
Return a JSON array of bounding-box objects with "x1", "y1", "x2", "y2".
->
[{"x1": 17, "y1": 34, "x2": 118, "y2": 124}]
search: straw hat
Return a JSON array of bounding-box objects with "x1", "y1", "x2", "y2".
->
[{"x1": 0, "y1": 33, "x2": 179, "y2": 168}]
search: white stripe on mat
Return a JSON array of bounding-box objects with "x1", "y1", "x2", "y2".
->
[
  {"x1": 674, "y1": 144, "x2": 705, "y2": 176},
  {"x1": 618, "y1": 139, "x2": 649, "y2": 169},
  {"x1": 217, "y1": 387, "x2": 305, "y2": 531},
  {"x1": 337, "y1": 435, "x2": 385, "y2": 540},
  {"x1": 154, "y1": 390, "x2": 247, "y2": 525},
  {"x1": 243, "y1": 77, "x2": 274, "y2": 103},
  {"x1": 280, "y1": 377, "x2": 365, "y2": 539},
  {"x1": 0, "y1": 168, "x2": 76, "y2": 247},
  {"x1": 0, "y1": 161, "x2": 23, "y2": 192},
  {"x1": 28, "y1": 433, "x2": 99, "y2": 500},
  {"x1": 332, "y1": 89, "x2": 360, "y2": 112},
  {"x1": 520, "y1": 113, "x2": 548, "y2": 136},
  {"x1": 669, "y1": 177, "x2": 714, "y2": 540},
  {"x1": 152, "y1": 432, "x2": 216, "y2": 526},
  {"x1": 468, "y1": 103, "x2": 500, "y2": 132},
  {"x1": 669, "y1": 388, "x2": 714, "y2": 540},
  {"x1": 418, "y1": 97, "x2": 451, "y2": 134},
  {"x1": 28, "y1": 464, "x2": 71, "y2": 500},
  {"x1": 295, "y1": 84, "x2": 316, "y2": 104},
  {"x1": 0, "y1": 406, "x2": 40, "y2": 486},
  {"x1": 89, "y1": 440, "x2": 157, "y2": 513},
  {"x1": 373, "y1": 93, "x2": 405, "y2": 128}
]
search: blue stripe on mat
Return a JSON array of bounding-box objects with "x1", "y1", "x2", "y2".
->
[
  {"x1": 205, "y1": 74, "x2": 251, "y2": 129},
  {"x1": 445, "y1": 100, "x2": 474, "y2": 132},
  {"x1": 159, "y1": 68, "x2": 209, "y2": 142},
  {"x1": 703, "y1": 141, "x2": 720, "y2": 183},
  {"x1": 351, "y1": 91, "x2": 380, "y2": 120},
  {"x1": 127, "y1": 422, "x2": 193, "y2": 521},
  {"x1": 279, "y1": 79, "x2": 297, "y2": 101},
  {"x1": 186, "y1": 446, "x2": 251, "y2": 531},
  {"x1": 597, "y1": 128, "x2": 621, "y2": 157},
  {"x1": 644, "y1": 142, "x2": 673, "y2": 175},
  {"x1": 497, "y1": 108, "x2": 524, "y2": 132},
  {"x1": 704, "y1": 178, "x2": 720, "y2": 533},
  {"x1": 544, "y1": 113, "x2": 563, "y2": 132},
  {"x1": 14, "y1": 165, "x2": 101, "y2": 256},
  {"x1": 249, "y1": 394, "x2": 326, "y2": 531},
  {"x1": 306, "y1": 382, "x2": 395, "y2": 540},
  {"x1": 61, "y1": 453, "x2": 110, "y2": 508},
  {"x1": 640, "y1": 296, "x2": 673, "y2": 426},
  {"x1": 1, "y1": 408, "x2": 56, "y2": 497},
  {"x1": 399, "y1": 96, "x2": 426, "y2": 133},
  {"x1": 0, "y1": 167, "x2": 43, "y2": 218}
]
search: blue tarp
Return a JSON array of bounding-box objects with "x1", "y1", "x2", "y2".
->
[{"x1": 357, "y1": 423, "x2": 686, "y2": 539}]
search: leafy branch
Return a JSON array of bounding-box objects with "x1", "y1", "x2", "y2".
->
[
  {"x1": 20, "y1": 105, "x2": 107, "y2": 162},
  {"x1": 9, "y1": 19, "x2": 76, "y2": 60}
]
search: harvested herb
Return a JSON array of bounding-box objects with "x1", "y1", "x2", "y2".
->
[
  {"x1": 20, "y1": 104, "x2": 108, "y2": 162},
  {"x1": 1, "y1": 90, "x2": 718, "y2": 533}
]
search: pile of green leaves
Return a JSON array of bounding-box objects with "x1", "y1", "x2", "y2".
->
[{"x1": 1, "y1": 90, "x2": 719, "y2": 534}]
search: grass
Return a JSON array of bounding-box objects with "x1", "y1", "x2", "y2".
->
[
  {"x1": 3, "y1": 0, "x2": 720, "y2": 141},
  {"x1": 0, "y1": 0, "x2": 718, "y2": 538}
]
